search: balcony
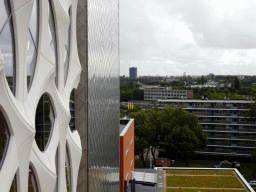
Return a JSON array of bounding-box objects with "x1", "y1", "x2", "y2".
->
[{"x1": 231, "y1": 144, "x2": 237, "y2": 146}]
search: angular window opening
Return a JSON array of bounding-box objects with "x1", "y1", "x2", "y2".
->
[
  {"x1": 28, "y1": 164, "x2": 40, "y2": 192},
  {"x1": 9, "y1": 170, "x2": 19, "y2": 192},
  {"x1": 0, "y1": 109, "x2": 10, "y2": 169},
  {"x1": 0, "y1": 0, "x2": 16, "y2": 95},
  {"x1": 64, "y1": 7, "x2": 71, "y2": 86},
  {"x1": 54, "y1": 146, "x2": 59, "y2": 192},
  {"x1": 26, "y1": 0, "x2": 39, "y2": 91},
  {"x1": 48, "y1": 0, "x2": 58, "y2": 88},
  {"x1": 35, "y1": 94, "x2": 55, "y2": 151},
  {"x1": 66, "y1": 143, "x2": 72, "y2": 192},
  {"x1": 69, "y1": 89, "x2": 75, "y2": 131}
]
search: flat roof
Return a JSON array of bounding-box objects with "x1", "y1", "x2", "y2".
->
[
  {"x1": 155, "y1": 167, "x2": 254, "y2": 192},
  {"x1": 158, "y1": 99, "x2": 253, "y2": 103},
  {"x1": 120, "y1": 119, "x2": 134, "y2": 136}
]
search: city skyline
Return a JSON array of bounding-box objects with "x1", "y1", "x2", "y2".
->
[{"x1": 120, "y1": 0, "x2": 256, "y2": 77}]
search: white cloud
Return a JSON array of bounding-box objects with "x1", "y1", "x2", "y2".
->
[{"x1": 120, "y1": 0, "x2": 256, "y2": 76}]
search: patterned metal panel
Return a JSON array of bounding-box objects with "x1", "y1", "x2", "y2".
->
[{"x1": 87, "y1": 0, "x2": 120, "y2": 191}]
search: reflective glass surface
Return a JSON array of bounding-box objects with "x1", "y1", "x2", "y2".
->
[
  {"x1": 0, "y1": 0, "x2": 9, "y2": 31},
  {"x1": 69, "y1": 89, "x2": 75, "y2": 131},
  {"x1": 0, "y1": 0, "x2": 15, "y2": 94},
  {"x1": 9, "y1": 172, "x2": 18, "y2": 192},
  {"x1": 0, "y1": 110, "x2": 10, "y2": 169},
  {"x1": 87, "y1": 0, "x2": 120, "y2": 191},
  {"x1": 64, "y1": 9, "x2": 71, "y2": 86},
  {"x1": 54, "y1": 146, "x2": 59, "y2": 191},
  {"x1": 35, "y1": 94, "x2": 55, "y2": 151},
  {"x1": 26, "y1": 0, "x2": 39, "y2": 90},
  {"x1": 48, "y1": 0, "x2": 58, "y2": 88},
  {"x1": 28, "y1": 165, "x2": 39, "y2": 192},
  {"x1": 66, "y1": 144, "x2": 71, "y2": 191}
]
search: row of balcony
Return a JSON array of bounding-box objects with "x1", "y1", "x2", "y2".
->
[
  {"x1": 184, "y1": 106, "x2": 248, "y2": 109},
  {"x1": 196, "y1": 148, "x2": 252, "y2": 156},
  {"x1": 204, "y1": 127, "x2": 256, "y2": 133},
  {"x1": 199, "y1": 120, "x2": 256, "y2": 124},
  {"x1": 195, "y1": 113, "x2": 246, "y2": 117}
]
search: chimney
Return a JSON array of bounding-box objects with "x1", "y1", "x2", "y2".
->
[{"x1": 202, "y1": 96, "x2": 204, "y2": 100}]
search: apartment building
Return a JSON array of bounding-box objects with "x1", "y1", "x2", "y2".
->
[
  {"x1": 144, "y1": 87, "x2": 193, "y2": 102},
  {"x1": 158, "y1": 99, "x2": 255, "y2": 157}
]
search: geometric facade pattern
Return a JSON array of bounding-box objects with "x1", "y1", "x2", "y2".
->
[
  {"x1": 76, "y1": 0, "x2": 120, "y2": 191},
  {"x1": 0, "y1": 0, "x2": 82, "y2": 191}
]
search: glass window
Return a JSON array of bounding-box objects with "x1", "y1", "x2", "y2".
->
[
  {"x1": 28, "y1": 164, "x2": 40, "y2": 192},
  {"x1": 0, "y1": 0, "x2": 15, "y2": 94},
  {"x1": 48, "y1": 0, "x2": 58, "y2": 88},
  {"x1": 54, "y1": 146, "x2": 59, "y2": 191},
  {"x1": 69, "y1": 89, "x2": 75, "y2": 131},
  {"x1": 0, "y1": 109, "x2": 10, "y2": 169},
  {"x1": 64, "y1": 8, "x2": 71, "y2": 86},
  {"x1": 66, "y1": 143, "x2": 72, "y2": 191},
  {"x1": 9, "y1": 172, "x2": 18, "y2": 192},
  {"x1": 35, "y1": 94, "x2": 55, "y2": 151},
  {"x1": 26, "y1": 0, "x2": 39, "y2": 90}
]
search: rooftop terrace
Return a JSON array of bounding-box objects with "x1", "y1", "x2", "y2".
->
[{"x1": 155, "y1": 168, "x2": 254, "y2": 192}]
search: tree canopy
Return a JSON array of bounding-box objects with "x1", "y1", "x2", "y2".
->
[{"x1": 129, "y1": 105, "x2": 207, "y2": 167}]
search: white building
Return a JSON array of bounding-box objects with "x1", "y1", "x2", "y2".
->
[{"x1": 144, "y1": 87, "x2": 193, "y2": 102}]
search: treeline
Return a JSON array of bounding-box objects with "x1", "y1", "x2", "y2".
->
[{"x1": 120, "y1": 79, "x2": 144, "y2": 102}]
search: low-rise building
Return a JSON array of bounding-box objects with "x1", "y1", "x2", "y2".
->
[
  {"x1": 144, "y1": 87, "x2": 193, "y2": 102},
  {"x1": 120, "y1": 119, "x2": 135, "y2": 192},
  {"x1": 158, "y1": 99, "x2": 255, "y2": 157}
]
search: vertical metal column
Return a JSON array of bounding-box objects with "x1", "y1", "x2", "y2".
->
[{"x1": 76, "y1": 0, "x2": 88, "y2": 191}]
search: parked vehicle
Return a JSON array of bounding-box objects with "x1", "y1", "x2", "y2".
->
[{"x1": 249, "y1": 181, "x2": 256, "y2": 187}]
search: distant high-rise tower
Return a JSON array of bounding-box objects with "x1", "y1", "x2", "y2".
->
[
  {"x1": 183, "y1": 72, "x2": 186, "y2": 77},
  {"x1": 129, "y1": 67, "x2": 137, "y2": 79}
]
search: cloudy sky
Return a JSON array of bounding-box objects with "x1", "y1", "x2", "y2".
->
[{"x1": 120, "y1": 0, "x2": 256, "y2": 77}]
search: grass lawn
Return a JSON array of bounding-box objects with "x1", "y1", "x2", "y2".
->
[
  {"x1": 167, "y1": 189, "x2": 247, "y2": 192},
  {"x1": 166, "y1": 176, "x2": 244, "y2": 188},
  {"x1": 166, "y1": 170, "x2": 234, "y2": 175}
]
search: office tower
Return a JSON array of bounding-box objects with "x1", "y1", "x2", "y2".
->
[
  {"x1": 76, "y1": 0, "x2": 120, "y2": 191},
  {"x1": 129, "y1": 67, "x2": 137, "y2": 79}
]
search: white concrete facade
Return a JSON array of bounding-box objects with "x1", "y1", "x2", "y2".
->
[{"x1": 0, "y1": 0, "x2": 82, "y2": 191}]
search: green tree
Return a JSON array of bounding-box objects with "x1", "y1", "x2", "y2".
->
[
  {"x1": 120, "y1": 90, "x2": 133, "y2": 102},
  {"x1": 235, "y1": 77, "x2": 240, "y2": 90},
  {"x1": 129, "y1": 110, "x2": 153, "y2": 168},
  {"x1": 132, "y1": 88, "x2": 144, "y2": 100},
  {"x1": 144, "y1": 108, "x2": 162, "y2": 164},
  {"x1": 161, "y1": 105, "x2": 207, "y2": 167},
  {"x1": 246, "y1": 99, "x2": 256, "y2": 120},
  {"x1": 251, "y1": 143, "x2": 256, "y2": 177}
]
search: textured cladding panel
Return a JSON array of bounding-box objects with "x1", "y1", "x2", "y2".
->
[{"x1": 88, "y1": 0, "x2": 120, "y2": 191}]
